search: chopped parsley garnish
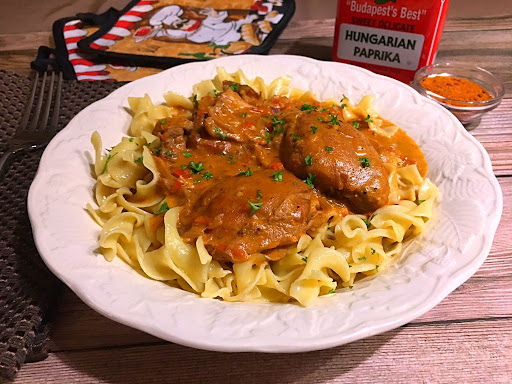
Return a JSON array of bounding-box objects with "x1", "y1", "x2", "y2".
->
[
  {"x1": 165, "y1": 151, "x2": 173, "y2": 157},
  {"x1": 363, "y1": 218, "x2": 371, "y2": 229},
  {"x1": 180, "y1": 164, "x2": 187, "y2": 169},
  {"x1": 273, "y1": 127, "x2": 285, "y2": 138},
  {"x1": 370, "y1": 213, "x2": 376, "y2": 221},
  {"x1": 304, "y1": 173, "x2": 316, "y2": 189},
  {"x1": 371, "y1": 248, "x2": 376, "y2": 254},
  {"x1": 152, "y1": 147, "x2": 162, "y2": 155},
  {"x1": 202, "y1": 171, "x2": 213, "y2": 180},
  {"x1": 329, "y1": 113, "x2": 340, "y2": 125},
  {"x1": 365, "y1": 115, "x2": 373, "y2": 123},
  {"x1": 264, "y1": 131, "x2": 273, "y2": 143},
  {"x1": 376, "y1": 265, "x2": 380, "y2": 271},
  {"x1": 230, "y1": 83, "x2": 240, "y2": 92},
  {"x1": 325, "y1": 146, "x2": 334, "y2": 152},
  {"x1": 271, "y1": 115, "x2": 285, "y2": 126},
  {"x1": 292, "y1": 133, "x2": 302, "y2": 142},
  {"x1": 349, "y1": 286, "x2": 353, "y2": 289},
  {"x1": 358, "y1": 256, "x2": 366, "y2": 261},
  {"x1": 100, "y1": 153, "x2": 117, "y2": 174},
  {"x1": 353, "y1": 121, "x2": 361, "y2": 129},
  {"x1": 271, "y1": 170, "x2": 284, "y2": 182},
  {"x1": 194, "y1": 179, "x2": 201, "y2": 184},
  {"x1": 192, "y1": 94, "x2": 198, "y2": 107},
  {"x1": 300, "y1": 103, "x2": 319, "y2": 113},
  {"x1": 264, "y1": 115, "x2": 269, "y2": 119},
  {"x1": 359, "y1": 157, "x2": 371, "y2": 168},
  {"x1": 228, "y1": 154, "x2": 235, "y2": 164},
  {"x1": 241, "y1": 112, "x2": 247, "y2": 117},
  {"x1": 256, "y1": 189, "x2": 263, "y2": 199},
  {"x1": 213, "y1": 89, "x2": 219, "y2": 97},
  {"x1": 248, "y1": 199, "x2": 263, "y2": 216},
  {"x1": 342, "y1": 94, "x2": 347, "y2": 100},
  {"x1": 184, "y1": 150, "x2": 193, "y2": 158},
  {"x1": 214, "y1": 127, "x2": 227, "y2": 139},
  {"x1": 238, "y1": 168, "x2": 254, "y2": 177},
  {"x1": 328, "y1": 289, "x2": 335, "y2": 294},
  {"x1": 304, "y1": 155, "x2": 312, "y2": 166},
  {"x1": 161, "y1": 119, "x2": 166, "y2": 125},
  {"x1": 188, "y1": 161, "x2": 204, "y2": 174},
  {"x1": 129, "y1": 138, "x2": 134, "y2": 142},
  {"x1": 134, "y1": 155, "x2": 143, "y2": 164},
  {"x1": 156, "y1": 202, "x2": 170, "y2": 215},
  {"x1": 301, "y1": 256, "x2": 308, "y2": 263},
  {"x1": 341, "y1": 103, "x2": 347, "y2": 109},
  {"x1": 310, "y1": 125, "x2": 318, "y2": 134},
  {"x1": 417, "y1": 199, "x2": 425, "y2": 205}
]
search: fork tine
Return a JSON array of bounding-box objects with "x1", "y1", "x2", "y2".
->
[
  {"x1": 39, "y1": 72, "x2": 55, "y2": 132},
  {"x1": 49, "y1": 72, "x2": 62, "y2": 136},
  {"x1": 28, "y1": 71, "x2": 47, "y2": 132},
  {"x1": 19, "y1": 71, "x2": 39, "y2": 131}
]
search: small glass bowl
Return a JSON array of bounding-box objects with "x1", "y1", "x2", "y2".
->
[{"x1": 412, "y1": 63, "x2": 504, "y2": 128}]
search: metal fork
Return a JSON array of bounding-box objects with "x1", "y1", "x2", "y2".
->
[{"x1": 0, "y1": 71, "x2": 62, "y2": 176}]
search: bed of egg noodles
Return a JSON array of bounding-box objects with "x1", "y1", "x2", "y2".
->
[{"x1": 87, "y1": 68, "x2": 439, "y2": 306}]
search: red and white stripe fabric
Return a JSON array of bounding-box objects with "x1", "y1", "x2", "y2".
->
[
  {"x1": 63, "y1": 19, "x2": 110, "y2": 81},
  {"x1": 90, "y1": 1, "x2": 156, "y2": 51}
]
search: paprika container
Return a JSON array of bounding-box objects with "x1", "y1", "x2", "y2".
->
[{"x1": 333, "y1": 0, "x2": 450, "y2": 84}]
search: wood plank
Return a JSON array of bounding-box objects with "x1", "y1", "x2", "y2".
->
[
  {"x1": 0, "y1": 31, "x2": 52, "y2": 52},
  {"x1": 16, "y1": 319, "x2": 512, "y2": 384},
  {"x1": 48, "y1": 179, "x2": 512, "y2": 351}
]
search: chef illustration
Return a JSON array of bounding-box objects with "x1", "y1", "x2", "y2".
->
[{"x1": 137, "y1": 5, "x2": 258, "y2": 46}]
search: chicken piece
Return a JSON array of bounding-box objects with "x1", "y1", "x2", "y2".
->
[
  {"x1": 204, "y1": 87, "x2": 268, "y2": 144},
  {"x1": 280, "y1": 111, "x2": 390, "y2": 213},
  {"x1": 178, "y1": 170, "x2": 329, "y2": 263},
  {"x1": 153, "y1": 116, "x2": 193, "y2": 153}
]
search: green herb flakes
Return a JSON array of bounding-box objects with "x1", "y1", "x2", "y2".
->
[
  {"x1": 304, "y1": 173, "x2": 316, "y2": 189},
  {"x1": 359, "y1": 157, "x2": 371, "y2": 168},
  {"x1": 214, "y1": 127, "x2": 227, "y2": 139},
  {"x1": 325, "y1": 146, "x2": 334, "y2": 152},
  {"x1": 353, "y1": 121, "x2": 361, "y2": 129},
  {"x1": 202, "y1": 171, "x2": 213, "y2": 180},
  {"x1": 248, "y1": 199, "x2": 263, "y2": 216},
  {"x1": 304, "y1": 155, "x2": 312, "y2": 166},
  {"x1": 271, "y1": 170, "x2": 284, "y2": 182},
  {"x1": 184, "y1": 151, "x2": 193, "y2": 158},
  {"x1": 310, "y1": 125, "x2": 318, "y2": 134},
  {"x1": 100, "y1": 153, "x2": 117, "y2": 174},
  {"x1": 188, "y1": 161, "x2": 204, "y2": 174},
  {"x1": 238, "y1": 168, "x2": 254, "y2": 177},
  {"x1": 300, "y1": 103, "x2": 318, "y2": 113},
  {"x1": 134, "y1": 155, "x2": 143, "y2": 164},
  {"x1": 156, "y1": 202, "x2": 170, "y2": 215}
]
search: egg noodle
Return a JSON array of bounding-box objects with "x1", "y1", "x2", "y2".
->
[{"x1": 87, "y1": 68, "x2": 439, "y2": 306}]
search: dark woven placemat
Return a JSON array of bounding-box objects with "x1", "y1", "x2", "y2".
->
[{"x1": 0, "y1": 70, "x2": 126, "y2": 380}]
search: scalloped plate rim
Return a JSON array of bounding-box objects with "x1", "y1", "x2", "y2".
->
[{"x1": 27, "y1": 55, "x2": 503, "y2": 353}]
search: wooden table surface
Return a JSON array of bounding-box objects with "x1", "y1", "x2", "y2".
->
[{"x1": 1, "y1": 6, "x2": 512, "y2": 384}]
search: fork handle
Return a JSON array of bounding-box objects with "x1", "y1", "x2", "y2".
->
[{"x1": 0, "y1": 143, "x2": 48, "y2": 179}]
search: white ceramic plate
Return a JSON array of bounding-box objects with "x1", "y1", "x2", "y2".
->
[{"x1": 28, "y1": 55, "x2": 502, "y2": 352}]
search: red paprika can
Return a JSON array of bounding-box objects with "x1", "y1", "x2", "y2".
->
[{"x1": 333, "y1": 0, "x2": 450, "y2": 83}]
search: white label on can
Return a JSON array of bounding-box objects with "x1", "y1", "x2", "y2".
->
[{"x1": 337, "y1": 24, "x2": 425, "y2": 70}]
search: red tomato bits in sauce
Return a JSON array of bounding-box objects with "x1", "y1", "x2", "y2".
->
[{"x1": 333, "y1": 0, "x2": 450, "y2": 83}]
